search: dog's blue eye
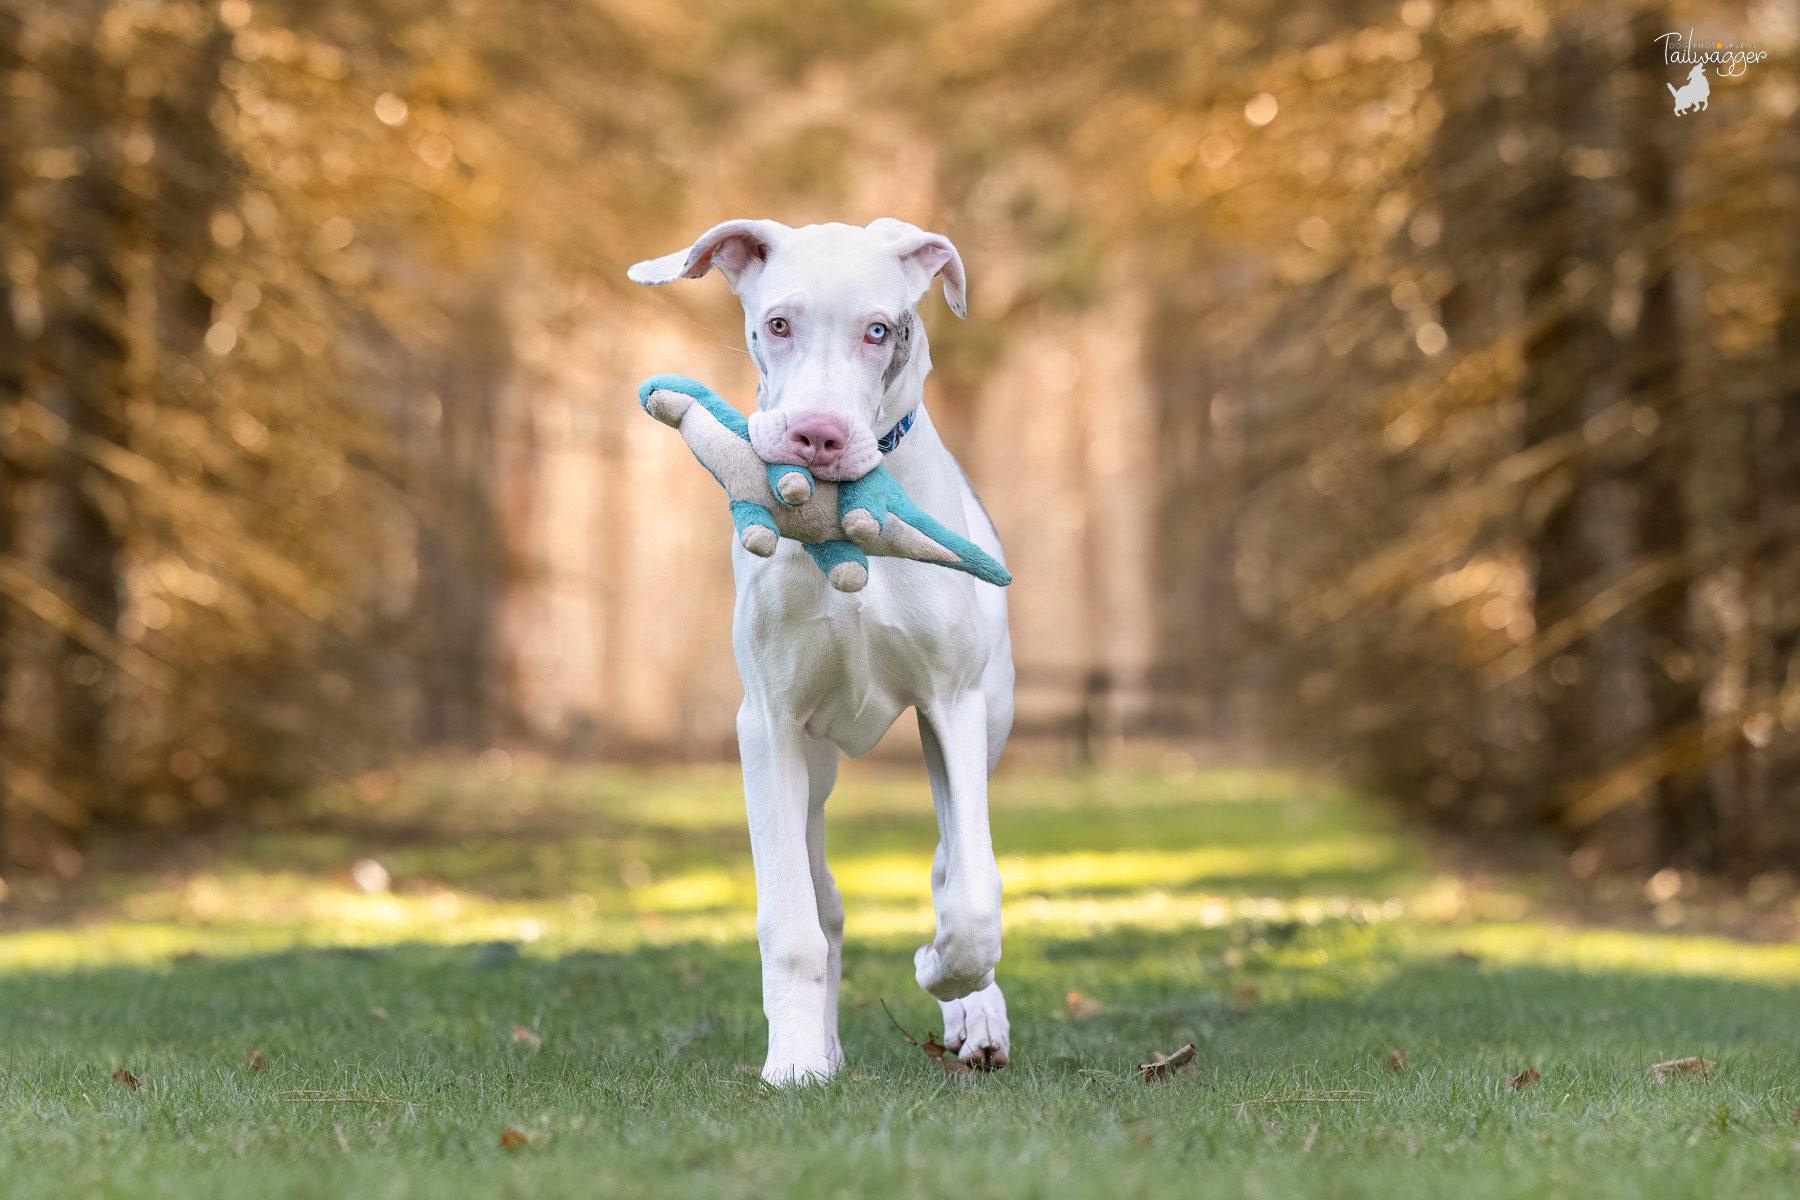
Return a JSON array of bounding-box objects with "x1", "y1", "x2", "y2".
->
[{"x1": 866, "y1": 323, "x2": 886, "y2": 343}]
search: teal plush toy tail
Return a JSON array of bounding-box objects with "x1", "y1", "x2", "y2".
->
[{"x1": 836, "y1": 470, "x2": 1011, "y2": 587}]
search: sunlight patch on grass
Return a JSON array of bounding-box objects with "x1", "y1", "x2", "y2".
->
[
  {"x1": 827, "y1": 837, "x2": 1407, "y2": 901},
  {"x1": 629, "y1": 870, "x2": 748, "y2": 912},
  {"x1": 995, "y1": 837, "x2": 1407, "y2": 895},
  {"x1": 0, "y1": 872, "x2": 1416, "y2": 978},
  {"x1": 6, "y1": 765, "x2": 1791, "y2": 1007},
  {"x1": 0, "y1": 900, "x2": 757, "y2": 974},
  {"x1": 1414, "y1": 922, "x2": 1800, "y2": 984}
]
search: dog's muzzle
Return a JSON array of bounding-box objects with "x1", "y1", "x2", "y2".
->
[{"x1": 749, "y1": 409, "x2": 880, "y2": 481}]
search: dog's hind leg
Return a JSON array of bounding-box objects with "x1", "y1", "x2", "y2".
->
[
  {"x1": 739, "y1": 704, "x2": 837, "y2": 1084},
  {"x1": 803, "y1": 736, "x2": 846, "y2": 1069},
  {"x1": 915, "y1": 695, "x2": 1010, "y2": 1067}
]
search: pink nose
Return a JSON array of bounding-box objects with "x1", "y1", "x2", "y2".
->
[{"x1": 784, "y1": 411, "x2": 849, "y2": 467}]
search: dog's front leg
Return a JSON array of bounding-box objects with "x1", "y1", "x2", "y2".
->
[
  {"x1": 802, "y1": 736, "x2": 846, "y2": 1068},
  {"x1": 913, "y1": 692, "x2": 1003, "y2": 1000},
  {"x1": 739, "y1": 704, "x2": 837, "y2": 1084}
]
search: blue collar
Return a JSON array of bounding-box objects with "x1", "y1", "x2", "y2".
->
[{"x1": 877, "y1": 409, "x2": 916, "y2": 454}]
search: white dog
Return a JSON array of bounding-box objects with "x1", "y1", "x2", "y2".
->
[
  {"x1": 1668, "y1": 63, "x2": 1709, "y2": 115},
  {"x1": 629, "y1": 219, "x2": 1014, "y2": 1083}
]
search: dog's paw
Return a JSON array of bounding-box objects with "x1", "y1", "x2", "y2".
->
[
  {"x1": 760, "y1": 1043, "x2": 843, "y2": 1087},
  {"x1": 941, "y1": 980, "x2": 1009, "y2": 1070}
]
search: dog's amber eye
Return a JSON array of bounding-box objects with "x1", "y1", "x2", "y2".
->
[
  {"x1": 768, "y1": 317, "x2": 789, "y2": 336},
  {"x1": 865, "y1": 322, "x2": 887, "y2": 344}
]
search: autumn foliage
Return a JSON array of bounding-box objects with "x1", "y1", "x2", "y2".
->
[{"x1": 2, "y1": 1, "x2": 1798, "y2": 879}]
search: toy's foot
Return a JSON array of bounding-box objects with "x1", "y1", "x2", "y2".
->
[
  {"x1": 643, "y1": 388, "x2": 694, "y2": 427},
  {"x1": 842, "y1": 509, "x2": 880, "y2": 549},
  {"x1": 828, "y1": 560, "x2": 867, "y2": 592},
  {"x1": 803, "y1": 540, "x2": 868, "y2": 592},
  {"x1": 769, "y1": 465, "x2": 814, "y2": 507},
  {"x1": 741, "y1": 526, "x2": 778, "y2": 557}
]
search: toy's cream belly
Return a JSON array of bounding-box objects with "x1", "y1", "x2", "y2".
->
[{"x1": 731, "y1": 542, "x2": 990, "y2": 756}]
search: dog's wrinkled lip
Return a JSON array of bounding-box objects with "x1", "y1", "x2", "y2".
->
[
  {"x1": 747, "y1": 408, "x2": 881, "y2": 481},
  {"x1": 753, "y1": 447, "x2": 879, "y2": 482}
]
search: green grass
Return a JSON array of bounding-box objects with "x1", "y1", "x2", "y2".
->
[{"x1": 2, "y1": 762, "x2": 1798, "y2": 1197}]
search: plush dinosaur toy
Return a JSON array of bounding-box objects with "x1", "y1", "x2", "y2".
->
[{"x1": 637, "y1": 373, "x2": 1011, "y2": 594}]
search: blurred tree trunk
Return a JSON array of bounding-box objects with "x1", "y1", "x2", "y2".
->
[
  {"x1": 1521, "y1": 20, "x2": 1639, "y2": 830},
  {"x1": 412, "y1": 286, "x2": 508, "y2": 747},
  {"x1": 1150, "y1": 324, "x2": 1234, "y2": 739},
  {"x1": 1617, "y1": 15, "x2": 1706, "y2": 871},
  {"x1": 147, "y1": 19, "x2": 230, "y2": 395},
  {"x1": 0, "y1": 9, "x2": 21, "y2": 868},
  {"x1": 33, "y1": 37, "x2": 130, "y2": 830},
  {"x1": 1753, "y1": 104, "x2": 1800, "y2": 868}
]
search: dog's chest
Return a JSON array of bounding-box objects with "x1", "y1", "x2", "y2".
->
[{"x1": 732, "y1": 547, "x2": 985, "y2": 752}]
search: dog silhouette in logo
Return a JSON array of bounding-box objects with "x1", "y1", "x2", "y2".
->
[{"x1": 1668, "y1": 63, "x2": 1709, "y2": 115}]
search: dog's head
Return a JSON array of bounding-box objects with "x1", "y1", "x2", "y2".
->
[
  {"x1": 628, "y1": 219, "x2": 964, "y2": 481},
  {"x1": 1689, "y1": 63, "x2": 1707, "y2": 81}
]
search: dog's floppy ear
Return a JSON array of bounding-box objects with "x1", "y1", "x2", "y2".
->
[
  {"x1": 868, "y1": 218, "x2": 967, "y2": 319},
  {"x1": 627, "y1": 219, "x2": 790, "y2": 292}
]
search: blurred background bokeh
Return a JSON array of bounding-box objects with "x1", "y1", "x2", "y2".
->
[{"x1": 1, "y1": 0, "x2": 1798, "y2": 891}]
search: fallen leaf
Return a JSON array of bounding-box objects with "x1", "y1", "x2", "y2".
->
[
  {"x1": 1066, "y1": 990, "x2": 1105, "y2": 1020},
  {"x1": 334, "y1": 1123, "x2": 351, "y2": 1154},
  {"x1": 498, "y1": 1129, "x2": 528, "y2": 1151},
  {"x1": 879, "y1": 1000, "x2": 991, "y2": 1076},
  {"x1": 1650, "y1": 1056, "x2": 1714, "y2": 1083},
  {"x1": 1385, "y1": 1048, "x2": 1406, "y2": 1074},
  {"x1": 111, "y1": 1068, "x2": 143, "y2": 1092},
  {"x1": 369, "y1": 1007, "x2": 388, "y2": 1020},
  {"x1": 247, "y1": 1049, "x2": 266, "y2": 1073},
  {"x1": 510, "y1": 1023, "x2": 541, "y2": 1050},
  {"x1": 1509, "y1": 1068, "x2": 1539, "y2": 1090},
  {"x1": 1137, "y1": 1043, "x2": 1197, "y2": 1081},
  {"x1": 1789, "y1": 1106, "x2": 1800, "y2": 1123},
  {"x1": 1235, "y1": 984, "x2": 1260, "y2": 1001},
  {"x1": 1302, "y1": 1122, "x2": 1320, "y2": 1153}
]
